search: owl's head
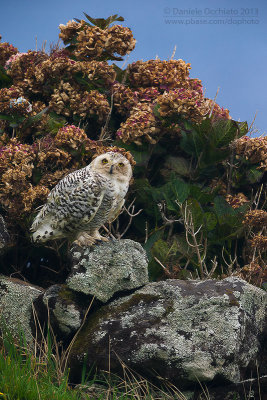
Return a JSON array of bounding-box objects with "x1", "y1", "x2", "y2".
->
[{"x1": 90, "y1": 152, "x2": 132, "y2": 183}]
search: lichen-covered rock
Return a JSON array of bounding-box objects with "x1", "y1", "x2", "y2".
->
[
  {"x1": 40, "y1": 284, "x2": 86, "y2": 338},
  {"x1": 68, "y1": 277, "x2": 267, "y2": 388},
  {"x1": 66, "y1": 239, "x2": 149, "y2": 302},
  {"x1": 0, "y1": 215, "x2": 10, "y2": 253},
  {"x1": 0, "y1": 275, "x2": 43, "y2": 344}
]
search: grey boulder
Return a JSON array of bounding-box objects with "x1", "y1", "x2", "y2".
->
[
  {"x1": 38, "y1": 284, "x2": 87, "y2": 339},
  {"x1": 66, "y1": 239, "x2": 149, "y2": 303},
  {"x1": 0, "y1": 275, "x2": 43, "y2": 344},
  {"x1": 68, "y1": 277, "x2": 267, "y2": 388}
]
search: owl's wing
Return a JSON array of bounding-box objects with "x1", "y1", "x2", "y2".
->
[
  {"x1": 107, "y1": 199, "x2": 125, "y2": 223},
  {"x1": 31, "y1": 169, "x2": 105, "y2": 232}
]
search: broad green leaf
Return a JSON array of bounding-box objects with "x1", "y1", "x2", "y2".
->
[
  {"x1": 151, "y1": 239, "x2": 170, "y2": 261},
  {"x1": 153, "y1": 104, "x2": 161, "y2": 118},
  {"x1": 101, "y1": 51, "x2": 124, "y2": 61},
  {"x1": 171, "y1": 178, "x2": 190, "y2": 204},
  {"x1": 189, "y1": 185, "x2": 215, "y2": 204},
  {"x1": 143, "y1": 230, "x2": 164, "y2": 261},
  {"x1": 113, "y1": 140, "x2": 151, "y2": 166},
  {"x1": 237, "y1": 121, "x2": 248, "y2": 137},
  {"x1": 83, "y1": 13, "x2": 99, "y2": 26},
  {"x1": 23, "y1": 107, "x2": 49, "y2": 129},
  {"x1": 213, "y1": 196, "x2": 245, "y2": 228},
  {"x1": 204, "y1": 212, "x2": 217, "y2": 231},
  {"x1": 212, "y1": 119, "x2": 240, "y2": 148},
  {"x1": 112, "y1": 64, "x2": 127, "y2": 83},
  {"x1": 83, "y1": 13, "x2": 125, "y2": 29},
  {"x1": 162, "y1": 156, "x2": 190, "y2": 177},
  {"x1": 214, "y1": 196, "x2": 236, "y2": 219},
  {"x1": 0, "y1": 114, "x2": 14, "y2": 121},
  {"x1": 187, "y1": 198, "x2": 204, "y2": 229},
  {"x1": 0, "y1": 65, "x2": 12, "y2": 88},
  {"x1": 173, "y1": 234, "x2": 191, "y2": 258},
  {"x1": 246, "y1": 166, "x2": 264, "y2": 184},
  {"x1": 180, "y1": 129, "x2": 205, "y2": 158}
]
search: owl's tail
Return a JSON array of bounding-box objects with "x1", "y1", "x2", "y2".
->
[
  {"x1": 32, "y1": 225, "x2": 52, "y2": 243},
  {"x1": 31, "y1": 222, "x2": 63, "y2": 243}
]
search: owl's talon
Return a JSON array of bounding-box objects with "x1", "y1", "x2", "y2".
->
[{"x1": 74, "y1": 232, "x2": 97, "y2": 247}]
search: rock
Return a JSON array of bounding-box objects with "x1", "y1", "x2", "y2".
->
[
  {"x1": 68, "y1": 277, "x2": 267, "y2": 389},
  {"x1": 34, "y1": 284, "x2": 102, "y2": 342},
  {"x1": 0, "y1": 275, "x2": 43, "y2": 344},
  {"x1": 37, "y1": 284, "x2": 87, "y2": 339},
  {"x1": 200, "y1": 375, "x2": 267, "y2": 400},
  {"x1": 66, "y1": 239, "x2": 149, "y2": 303},
  {"x1": 74, "y1": 383, "x2": 108, "y2": 400},
  {"x1": 0, "y1": 215, "x2": 10, "y2": 253}
]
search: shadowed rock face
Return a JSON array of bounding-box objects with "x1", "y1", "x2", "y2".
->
[
  {"x1": 0, "y1": 215, "x2": 10, "y2": 254},
  {"x1": 66, "y1": 239, "x2": 149, "y2": 303},
  {"x1": 68, "y1": 277, "x2": 267, "y2": 388}
]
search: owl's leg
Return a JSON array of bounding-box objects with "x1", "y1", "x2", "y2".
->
[
  {"x1": 74, "y1": 232, "x2": 97, "y2": 247},
  {"x1": 92, "y1": 229, "x2": 109, "y2": 242},
  {"x1": 74, "y1": 230, "x2": 109, "y2": 247}
]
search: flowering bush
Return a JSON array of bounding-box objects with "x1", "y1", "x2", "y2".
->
[{"x1": 0, "y1": 12, "x2": 265, "y2": 288}]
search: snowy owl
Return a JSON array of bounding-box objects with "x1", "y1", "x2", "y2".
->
[{"x1": 31, "y1": 152, "x2": 132, "y2": 246}]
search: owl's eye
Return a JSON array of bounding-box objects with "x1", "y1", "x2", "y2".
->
[
  {"x1": 102, "y1": 158, "x2": 108, "y2": 164},
  {"x1": 118, "y1": 162, "x2": 124, "y2": 167}
]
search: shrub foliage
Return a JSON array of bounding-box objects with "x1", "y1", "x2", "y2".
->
[{"x1": 0, "y1": 14, "x2": 266, "y2": 287}]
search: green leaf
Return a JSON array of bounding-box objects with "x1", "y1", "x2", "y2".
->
[
  {"x1": 151, "y1": 239, "x2": 170, "y2": 261},
  {"x1": 171, "y1": 179, "x2": 190, "y2": 204},
  {"x1": 212, "y1": 119, "x2": 240, "y2": 148},
  {"x1": 189, "y1": 185, "x2": 215, "y2": 204},
  {"x1": 187, "y1": 198, "x2": 204, "y2": 229},
  {"x1": 213, "y1": 196, "x2": 247, "y2": 230},
  {"x1": 246, "y1": 166, "x2": 264, "y2": 184},
  {"x1": 214, "y1": 196, "x2": 236, "y2": 221},
  {"x1": 47, "y1": 112, "x2": 66, "y2": 134},
  {"x1": 180, "y1": 128, "x2": 205, "y2": 158},
  {"x1": 173, "y1": 234, "x2": 191, "y2": 258},
  {"x1": 114, "y1": 141, "x2": 151, "y2": 167},
  {"x1": 237, "y1": 121, "x2": 248, "y2": 136},
  {"x1": 23, "y1": 107, "x2": 49, "y2": 129},
  {"x1": 203, "y1": 212, "x2": 217, "y2": 231},
  {"x1": 74, "y1": 73, "x2": 99, "y2": 90},
  {"x1": 83, "y1": 13, "x2": 125, "y2": 29},
  {"x1": 0, "y1": 114, "x2": 14, "y2": 122},
  {"x1": 143, "y1": 230, "x2": 164, "y2": 262},
  {"x1": 83, "y1": 13, "x2": 99, "y2": 25},
  {"x1": 0, "y1": 65, "x2": 12, "y2": 88},
  {"x1": 153, "y1": 104, "x2": 161, "y2": 118},
  {"x1": 100, "y1": 50, "x2": 124, "y2": 62},
  {"x1": 162, "y1": 156, "x2": 191, "y2": 178},
  {"x1": 112, "y1": 64, "x2": 127, "y2": 83}
]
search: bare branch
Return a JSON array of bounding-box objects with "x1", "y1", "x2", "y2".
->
[{"x1": 154, "y1": 257, "x2": 172, "y2": 278}]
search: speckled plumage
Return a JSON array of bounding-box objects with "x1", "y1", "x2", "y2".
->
[{"x1": 31, "y1": 152, "x2": 132, "y2": 245}]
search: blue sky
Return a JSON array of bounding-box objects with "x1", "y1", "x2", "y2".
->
[{"x1": 1, "y1": 0, "x2": 266, "y2": 136}]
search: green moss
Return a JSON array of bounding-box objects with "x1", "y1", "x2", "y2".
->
[
  {"x1": 114, "y1": 292, "x2": 160, "y2": 314},
  {"x1": 162, "y1": 301, "x2": 175, "y2": 317},
  {"x1": 58, "y1": 286, "x2": 78, "y2": 305},
  {"x1": 225, "y1": 289, "x2": 240, "y2": 307}
]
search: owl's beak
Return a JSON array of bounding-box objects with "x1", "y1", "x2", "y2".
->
[{"x1": 109, "y1": 165, "x2": 114, "y2": 174}]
